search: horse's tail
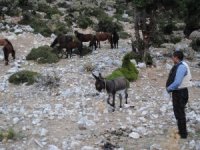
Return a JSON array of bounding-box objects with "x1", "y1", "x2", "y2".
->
[
  {"x1": 4, "y1": 39, "x2": 14, "y2": 50},
  {"x1": 50, "y1": 37, "x2": 58, "y2": 48},
  {"x1": 4, "y1": 39, "x2": 15, "y2": 58}
]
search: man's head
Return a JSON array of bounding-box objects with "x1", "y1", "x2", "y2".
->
[{"x1": 172, "y1": 51, "x2": 184, "y2": 64}]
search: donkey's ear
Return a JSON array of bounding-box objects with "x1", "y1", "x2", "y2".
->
[{"x1": 92, "y1": 73, "x2": 99, "y2": 80}]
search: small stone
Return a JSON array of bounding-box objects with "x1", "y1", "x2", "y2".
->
[
  {"x1": 129, "y1": 132, "x2": 140, "y2": 139},
  {"x1": 189, "y1": 140, "x2": 196, "y2": 150},
  {"x1": 48, "y1": 145, "x2": 60, "y2": 150},
  {"x1": 40, "y1": 128, "x2": 48, "y2": 136},
  {"x1": 81, "y1": 146, "x2": 94, "y2": 150},
  {"x1": 13, "y1": 117, "x2": 20, "y2": 124}
]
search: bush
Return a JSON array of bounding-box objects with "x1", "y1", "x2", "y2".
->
[
  {"x1": 26, "y1": 45, "x2": 59, "y2": 64},
  {"x1": 36, "y1": 72, "x2": 60, "y2": 90},
  {"x1": 106, "y1": 53, "x2": 139, "y2": 81},
  {"x1": 97, "y1": 18, "x2": 123, "y2": 32},
  {"x1": 0, "y1": 128, "x2": 18, "y2": 142},
  {"x1": 9, "y1": 70, "x2": 40, "y2": 85},
  {"x1": 19, "y1": 12, "x2": 52, "y2": 36},
  {"x1": 37, "y1": 3, "x2": 62, "y2": 19},
  {"x1": 73, "y1": 45, "x2": 92, "y2": 56},
  {"x1": 191, "y1": 38, "x2": 200, "y2": 52},
  {"x1": 170, "y1": 36, "x2": 182, "y2": 44},
  {"x1": 119, "y1": 31, "x2": 131, "y2": 39},
  {"x1": 77, "y1": 16, "x2": 93, "y2": 29}
]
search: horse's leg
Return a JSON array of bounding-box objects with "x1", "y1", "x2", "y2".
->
[
  {"x1": 107, "y1": 94, "x2": 111, "y2": 105},
  {"x1": 70, "y1": 49, "x2": 72, "y2": 58},
  {"x1": 79, "y1": 43, "x2": 83, "y2": 58},
  {"x1": 112, "y1": 93, "x2": 116, "y2": 108},
  {"x1": 12, "y1": 50, "x2": 15, "y2": 59},
  {"x1": 125, "y1": 89, "x2": 128, "y2": 104},
  {"x1": 98, "y1": 41, "x2": 100, "y2": 48},
  {"x1": 3, "y1": 47, "x2": 9, "y2": 65},
  {"x1": 119, "y1": 94, "x2": 122, "y2": 108}
]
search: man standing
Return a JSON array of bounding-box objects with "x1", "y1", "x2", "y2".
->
[{"x1": 166, "y1": 51, "x2": 192, "y2": 139}]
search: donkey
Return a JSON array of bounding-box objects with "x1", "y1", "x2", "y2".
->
[{"x1": 92, "y1": 73, "x2": 129, "y2": 110}]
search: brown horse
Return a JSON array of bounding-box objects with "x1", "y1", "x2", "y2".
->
[
  {"x1": 50, "y1": 34, "x2": 82, "y2": 58},
  {"x1": 95, "y1": 32, "x2": 113, "y2": 49},
  {"x1": 74, "y1": 31, "x2": 97, "y2": 50},
  {"x1": 0, "y1": 39, "x2": 15, "y2": 65}
]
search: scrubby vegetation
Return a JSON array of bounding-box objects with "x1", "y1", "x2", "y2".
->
[
  {"x1": 118, "y1": 31, "x2": 131, "y2": 39},
  {"x1": 107, "y1": 53, "x2": 139, "y2": 81},
  {"x1": 77, "y1": 16, "x2": 93, "y2": 29},
  {"x1": 9, "y1": 70, "x2": 40, "y2": 85},
  {"x1": 0, "y1": 128, "x2": 16, "y2": 141},
  {"x1": 37, "y1": 3, "x2": 62, "y2": 19},
  {"x1": 19, "y1": 11, "x2": 68, "y2": 36},
  {"x1": 26, "y1": 45, "x2": 59, "y2": 64},
  {"x1": 73, "y1": 45, "x2": 93, "y2": 56},
  {"x1": 191, "y1": 38, "x2": 200, "y2": 52}
]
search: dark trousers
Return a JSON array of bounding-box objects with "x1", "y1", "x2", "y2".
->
[{"x1": 172, "y1": 88, "x2": 188, "y2": 138}]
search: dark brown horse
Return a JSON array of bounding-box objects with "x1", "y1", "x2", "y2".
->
[
  {"x1": 0, "y1": 39, "x2": 15, "y2": 65},
  {"x1": 95, "y1": 32, "x2": 113, "y2": 49},
  {"x1": 112, "y1": 30, "x2": 119, "y2": 49},
  {"x1": 50, "y1": 34, "x2": 82, "y2": 58},
  {"x1": 74, "y1": 31, "x2": 97, "y2": 50}
]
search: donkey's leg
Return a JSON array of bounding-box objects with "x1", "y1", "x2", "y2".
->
[
  {"x1": 119, "y1": 94, "x2": 122, "y2": 108},
  {"x1": 125, "y1": 89, "x2": 128, "y2": 104}
]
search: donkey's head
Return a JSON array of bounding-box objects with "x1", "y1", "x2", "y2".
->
[{"x1": 92, "y1": 73, "x2": 105, "y2": 92}]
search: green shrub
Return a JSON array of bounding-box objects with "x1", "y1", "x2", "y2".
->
[
  {"x1": 73, "y1": 45, "x2": 92, "y2": 56},
  {"x1": 97, "y1": 17, "x2": 123, "y2": 32},
  {"x1": 191, "y1": 38, "x2": 200, "y2": 52},
  {"x1": 0, "y1": 130, "x2": 3, "y2": 141},
  {"x1": 144, "y1": 53, "x2": 153, "y2": 66},
  {"x1": 106, "y1": 53, "x2": 139, "y2": 82},
  {"x1": 119, "y1": 31, "x2": 131, "y2": 39},
  {"x1": 26, "y1": 45, "x2": 59, "y2": 64},
  {"x1": 37, "y1": 3, "x2": 62, "y2": 19},
  {"x1": 53, "y1": 22, "x2": 69, "y2": 35},
  {"x1": 170, "y1": 36, "x2": 182, "y2": 44},
  {"x1": 7, "y1": 128, "x2": 16, "y2": 140},
  {"x1": 9, "y1": 70, "x2": 40, "y2": 85},
  {"x1": 77, "y1": 16, "x2": 93, "y2": 29}
]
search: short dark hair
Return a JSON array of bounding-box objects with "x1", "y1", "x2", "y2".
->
[{"x1": 173, "y1": 51, "x2": 184, "y2": 61}]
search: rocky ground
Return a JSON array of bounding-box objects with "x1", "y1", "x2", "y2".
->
[{"x1": 0, "y1": 28, "x2": 200, "y2": 150}]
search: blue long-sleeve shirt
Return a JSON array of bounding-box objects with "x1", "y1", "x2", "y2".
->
[{"x1": 167, "y1": 62, "x2": 187, "y2": 92}]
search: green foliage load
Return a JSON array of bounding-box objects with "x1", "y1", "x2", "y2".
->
[
  {"x1": 9, "y1": 70, "x2": 40, "y2": 85},
  {"x1": 106, "y1": 53, "x2": 139, "y2": 82},
  {"x1": 26, "y1": 45, "x2": 59, "y2": 64}
]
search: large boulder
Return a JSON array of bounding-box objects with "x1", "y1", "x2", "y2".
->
[
  {"x1": 175, "y1": 43, "x2": 195, "y2": 60},
  {"x1": 189, "y1": 30, "x2": 200, "y2": 40}
]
